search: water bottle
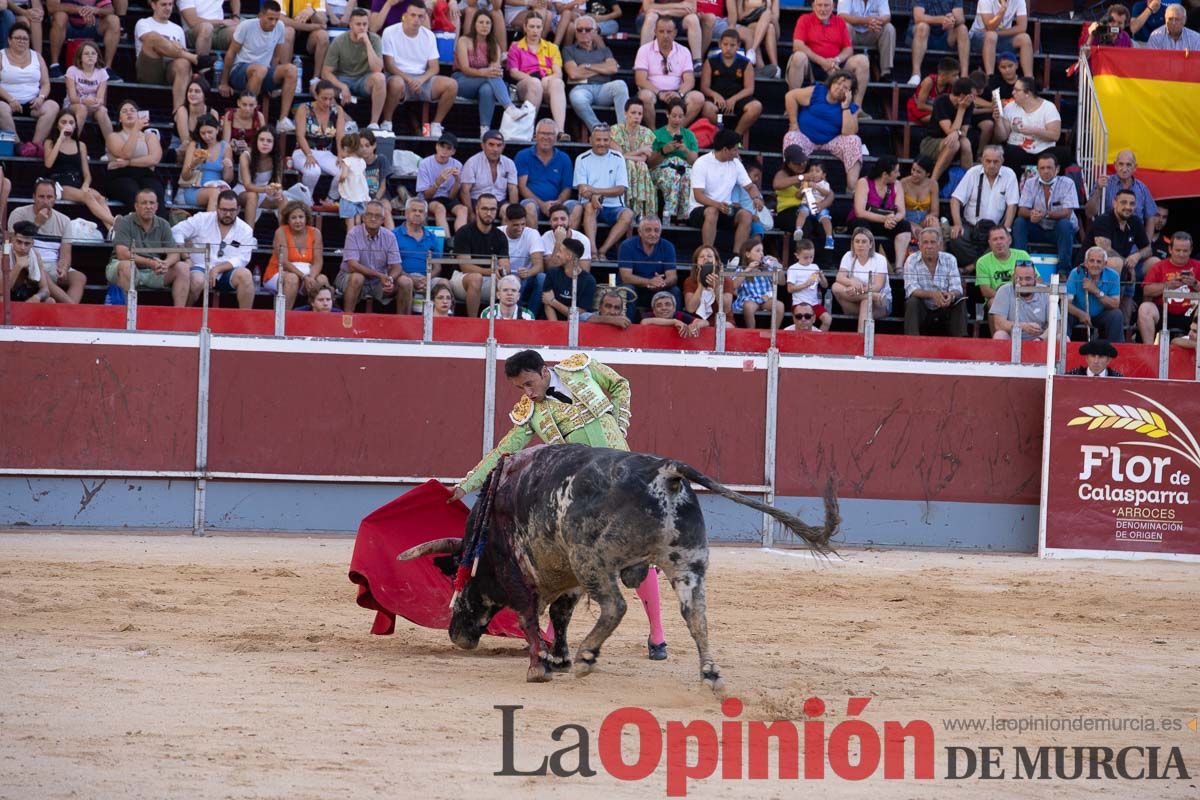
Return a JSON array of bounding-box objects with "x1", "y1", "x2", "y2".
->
[
  {"x1": 165, "y1": 180, "x2": 174, "y2": 208},
  {"x1": 716, "y1": 113, "x2": 724, "y2": 128},
  {"x1": 293, "y1": 55, "x2": 303, "y2": 95},
  {"x1": 213, "y1": 53, "x2": 224, "y2": 85},
  {"x1": 252, "y1": 265, "x2": 262, "y2": 293}
]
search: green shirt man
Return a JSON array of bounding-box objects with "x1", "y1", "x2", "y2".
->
[
  {"x1": 975, "y1": 225, "x2": 1030, "y2": 309},
  {"x1": 452, "y1": 349, "x2": 631, "y2": 498}
]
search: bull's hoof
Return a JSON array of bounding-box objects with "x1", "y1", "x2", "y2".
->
[
  {"x1": 647, "y1": 639, "x2": 668, "y2": 661},
  {"x1": 573, "y1": 650, "x2": 597, "y2": 678},
  {"x1": 544, "y1": 654, "x2": 572, "y2": 672},
  {"x1": 526, "y1": 663, "x2": 552, "y2": 683},
  {"x1": 702, "y1": 662, "x2": 725, "y2": 696}
]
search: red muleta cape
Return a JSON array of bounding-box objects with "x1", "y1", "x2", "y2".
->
[{"x1": 348, "y1": 480, "x2": 525, "y2": 638}]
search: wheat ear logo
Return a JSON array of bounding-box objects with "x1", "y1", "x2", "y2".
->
[{"x1": 1068, "y1": 391, "x2": 1200, "y2": 472}]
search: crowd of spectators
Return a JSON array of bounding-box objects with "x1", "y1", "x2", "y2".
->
[{"x1": 0, "y1": 0, "x2": 1196, "y2": 348}]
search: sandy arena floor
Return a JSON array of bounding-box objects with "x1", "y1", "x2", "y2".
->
[{"x1": 1, "y1": 531, "x2": 1198, "y2": 799}]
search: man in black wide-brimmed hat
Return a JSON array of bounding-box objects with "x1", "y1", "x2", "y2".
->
[{"x1": 1068, "y1": 339, "x2": 1123, "y2": 377}]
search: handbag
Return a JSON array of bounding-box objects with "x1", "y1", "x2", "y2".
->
[
  {"x1": 500, "y1": 101, "x2": 537, "y2": 142},
  {"x1": 738, "y1": 6, "x2": 766, "y2": 25}
]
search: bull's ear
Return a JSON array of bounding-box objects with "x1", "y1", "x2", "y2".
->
[{"x1": 397, "y1": 538, "x2": 464, "y2": 560}]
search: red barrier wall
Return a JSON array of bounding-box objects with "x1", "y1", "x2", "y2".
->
[
  {"x1": 206, "y1": 352, "x2": 485, "y2": 477},
  {"x1": 0, "y1": 341, "x2": 198, "y2": 471},
  {"x1": 775, "y1": 370, "x2": 1044, "y2": 503},
  {"x1": 5, "y1": 304, "x2": 1196, "y2": 378}
]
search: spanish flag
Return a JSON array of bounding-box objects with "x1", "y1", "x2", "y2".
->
[{"x1": 1091, "y1": 47, "x2": 1200, "y2": 200}]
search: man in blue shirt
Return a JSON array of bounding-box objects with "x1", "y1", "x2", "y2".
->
[
  {"x1": 515, "y1": 119, "x2": 578, "y2": 228},
  {"x1": 1066, "y1": 246, "x2": 1125, "y2": 342},
  {"x1": 393, "y1": 197, "x2": 440, "y2": 313},
  {"x1": 617, "y1": 215, "x2": 680, "y2": 319},
  {"x1": 570, "y1": 124, "x2": 635, "y2": 261},
  {"x1": 1130, "y1": 0, "x2": 1167, "y2": 42}
]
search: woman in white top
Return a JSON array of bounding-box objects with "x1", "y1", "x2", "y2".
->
[
  {"x1": 992, "y1": 76, "x2": 1061, "y2": 171},
  {"x1": 235, "y1": 128, "x2": 284, "y2": 226},
  {"x1": 0, "y1": 22, "x2": 60, "y2": 152},
  {"x1": 832, "y1": 226, "x2": 892, "y2": 332}
]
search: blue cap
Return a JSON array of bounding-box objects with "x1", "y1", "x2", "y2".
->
[{"x1": 997, "y1": 51, "x2": 1018, "y2": 64}]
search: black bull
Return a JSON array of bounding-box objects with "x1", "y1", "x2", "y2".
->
[{"x1": 399, "y1": 445, "x2": 839, "y2": 692}]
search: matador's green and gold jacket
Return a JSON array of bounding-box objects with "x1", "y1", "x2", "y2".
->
[{"x1": 456, "y1": 353, "x2": 631, "y2": 494}]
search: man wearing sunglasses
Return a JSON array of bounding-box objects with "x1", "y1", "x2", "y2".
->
[
  {"x1": 563, "y1": 15, "x2": 629, "y2": 134},
  {"x1": 172, "y1": 189, "x2": 257, "y2": 308},
  {"x1": 784, "y1": 302, "x2": 822, "y2": 331}
]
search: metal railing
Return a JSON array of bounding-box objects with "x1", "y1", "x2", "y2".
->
[{"x1": 1075, "y1": 47, "x2": 1110, "y2": 210}]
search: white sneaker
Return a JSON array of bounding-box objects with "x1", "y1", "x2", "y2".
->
[
  {"x1": 746, "y1": 48, "x2": 756, "y2": 65},
  {"x1": 426, "y1": 121, "x2": 443, "y2": 138},
  {"x1": 907, "y1": 74, "x2": 921, "y2": 86},
  {"x1": 367, "y1": 122, "x2": 381, "y2": 131},
  {"x1": 276, "y1": 117, "x2": 296, "y2": 133},
  {"x1": 481, "y1": 125, "x2": 489, "y2": 137},
  {"x1": 309, "y1": 76, "x2": 320, "y2": 93},
  {"x1": 381, "y1": 120, "x2": 394, "y2": 133}
]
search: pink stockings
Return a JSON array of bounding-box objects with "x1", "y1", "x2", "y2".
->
[
  {"x1": 638, "y1": 567, "x2": 666, "y2": 646},
  {"x1": 545, "y1": 567, "x2": 666, "y2": 645}
]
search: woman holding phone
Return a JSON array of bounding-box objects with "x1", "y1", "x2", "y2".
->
[{"x1": 648, "y1": 99, "x2": 698, "y2": 224}]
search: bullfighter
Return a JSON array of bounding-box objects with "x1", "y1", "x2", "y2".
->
[{"x1": 450, "y1": 348, "x2": 670, "y2": 660}]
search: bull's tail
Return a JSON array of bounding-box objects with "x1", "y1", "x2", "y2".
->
[{"x1": 671, "y1": 464, "x2": 839, "y2": 555}]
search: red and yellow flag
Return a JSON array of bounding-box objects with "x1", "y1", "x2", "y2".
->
[{"x1": 1091, "y1": 47, "x2": 1200, "y2": 199}]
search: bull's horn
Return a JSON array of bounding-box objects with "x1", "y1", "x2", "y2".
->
[{"x1": 397, "y1": 538, "x2": 464, "y2": 560}]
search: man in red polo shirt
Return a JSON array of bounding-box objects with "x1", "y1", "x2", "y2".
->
[
  {"x1": 786, "y1": 0, "x2": 869, "y2": 109},
  {"x1": 1137, "y1": 232, "x2": 1200, "y2": 344}
]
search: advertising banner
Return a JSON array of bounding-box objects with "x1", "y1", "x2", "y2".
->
[{"x1": 1042, "y1": 376, "x2": 1200, "y2": 560}]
